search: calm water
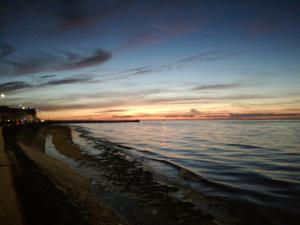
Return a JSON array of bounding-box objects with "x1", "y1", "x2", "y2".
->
[{"x1": 66, "y1": 120, "x2": 300, "y2": 225}]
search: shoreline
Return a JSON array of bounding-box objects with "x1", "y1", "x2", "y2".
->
[
  {"x1": 49, "y1": 120, "x2": 140, "y2": 123},
  {"x1": 53, "y1": 125, "x2": 244, "y2": 225},
  {"x1": 1, "y1": 123, "x2": 250, "y2": 225},
  {"x1": 2, "y1": 125, "x2": 126, "y2": 225}
]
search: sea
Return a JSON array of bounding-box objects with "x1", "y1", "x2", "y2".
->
[{"x1": 45, "y1": 120, "x2": 300, "y2": 225}]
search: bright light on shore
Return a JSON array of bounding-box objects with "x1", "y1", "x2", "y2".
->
[{"x1": 1, "y1": 93, "x2": 5, "y2": 98}]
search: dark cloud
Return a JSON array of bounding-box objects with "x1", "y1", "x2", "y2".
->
[
  {"x1": 58, "y1": 49, "x2": 111, "y2": 71},
  {"x1": 170, "y1": 50, "x2": 241, "y2": 68},
  {"x1": 192, "y1": 83, "x2": 242, "y2": 91},
  {"x1": 0, "y1": 76, "x2": 94, "y2": 93},
  {"x1": 96, "y1": 66, "x2": 157, "y2": 82},
  {"x1": 175, "y1": 50, "x2": 240, "y2": 64},
  {"x1": 130, "y1": 68, "x2": 156, "y2": 75},
  {"x1": 124, "y1": 66, "x2": 149, "y2": 73},
  {"x1": 0, "y1": 81, "x2": 32, "y2": 93},
  {"x1": 40, "y1": 75, "x2": 56, "y2": 79},
  {"x1": 1, "y1": 48, "x2": 111, "y2": 76},
  {"x1": 45, "y1": 77, "x2": 93, "y2": 86},
  {"x1": 121, "y1": 66, "x2": 157, "y2": 76}
]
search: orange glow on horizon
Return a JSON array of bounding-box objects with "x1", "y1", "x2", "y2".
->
[{"x1": 38, "y1": 108, "x2": 300, "y2": 121}]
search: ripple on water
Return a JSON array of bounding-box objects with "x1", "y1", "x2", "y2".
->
[{"x1": 67, "y1": 121, "x2": 300, "y2": 225}]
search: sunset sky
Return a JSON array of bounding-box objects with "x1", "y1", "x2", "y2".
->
[{"x1": 0, "y1": 0, "x2": 300, "y2": 120}]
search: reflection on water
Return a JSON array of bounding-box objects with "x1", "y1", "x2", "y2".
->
[
  {"x1": 70, "y1": 120, "x2": 300, "y2": 225},
  {"x1": 160, "y1": 120, "x2": 167, "y2": 147}
]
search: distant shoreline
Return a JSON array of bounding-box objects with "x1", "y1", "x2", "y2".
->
[
  {"x1": 48, "y1": 119, "x2": 140, "y2": 123},
  {"x1": 46, "y1": 118, "x2": 300, "y2": 123}
]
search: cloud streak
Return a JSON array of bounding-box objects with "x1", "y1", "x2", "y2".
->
[
  {"x1": 44, "y1": 77, "x2": 93, "y2": 86},
  {"x1": 192, "y1": 83, "x2": 242, "y2": 91},
  {"x1": 40, "y1": 75, "x2": 57, "y2": 79},
  {"x1": 57, "y1": 49, "x2": 111, "y2": 71},
  {"x1": 2, "y1": 48, "x2": 111, "y2": 76},
  {"x1": 0, "y1": 81, "x2": 32, "y2": 93},
  {"x1": 0, "y1": 76, "x2": 94, "y2": 93},
  {"x1": 174, "y1": 50, "x2": 240, "y2": 64},
  {"x1": 96, "y1": 50, "x2": 241, "y2": 83}
]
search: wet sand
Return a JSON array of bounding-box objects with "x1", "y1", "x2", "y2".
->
[
  {"x1": 3, "y1": 125, "x2": 125, "y2": 225},
  {"x1": 45, "y1": 125, "x2": 82, "y2": 160}
]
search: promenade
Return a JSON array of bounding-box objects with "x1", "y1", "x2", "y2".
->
[{"x1": 0, "y1": 128, "x2": 23, "y2": 225}]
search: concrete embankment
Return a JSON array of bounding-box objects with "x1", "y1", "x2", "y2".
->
[
  {"x1": 0, "y1": 127, "x2": 23, "y2": 225},
  {"x1": 2, "y1": 125, "x2": 126, "y2": 225},
  {"x1": 0, "y1": 125, "x2": 126, "y2": 225}
]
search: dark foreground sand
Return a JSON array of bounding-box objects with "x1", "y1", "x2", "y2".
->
[
  {"x1": 2, "y1": 125, "x2": 125, "y2": 225},
  {"x1": 0, "y1": 128, "x2": 23, "y2": 225}
]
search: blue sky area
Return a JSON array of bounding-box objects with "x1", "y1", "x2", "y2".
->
[{"x1": 0, "y1": 0, "x2": 300, "y2": 119}]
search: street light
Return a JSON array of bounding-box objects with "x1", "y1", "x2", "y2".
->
[{"x1": 1, "y1": 93, "x2": 5, "y2": 98}]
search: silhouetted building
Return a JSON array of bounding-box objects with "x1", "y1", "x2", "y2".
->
[{"x1": 0, "y1": 106, "x2": 39, "y2": 126}]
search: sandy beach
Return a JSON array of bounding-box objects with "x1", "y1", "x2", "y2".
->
[{"x1": 46, "y1": 125, "x2": 83, "y2": 160}]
